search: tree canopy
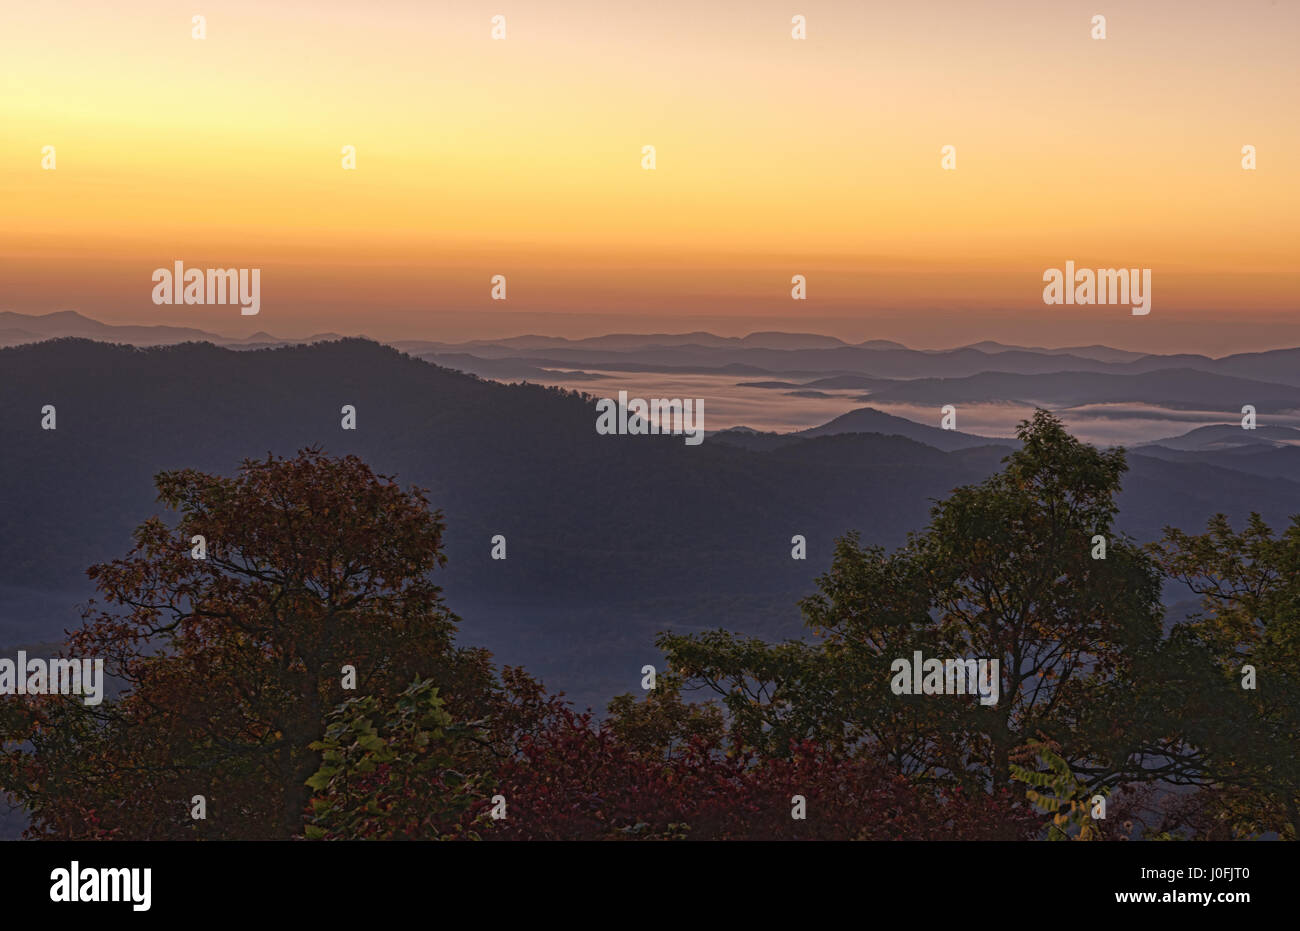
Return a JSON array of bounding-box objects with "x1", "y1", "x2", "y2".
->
[{"x1": 3, "y1": 418, "x2": 1295, "y2": 840}]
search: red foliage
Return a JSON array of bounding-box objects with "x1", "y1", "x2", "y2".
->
[{"x1": 479, "y1": 700, "x2": 1036, "y2": 841}]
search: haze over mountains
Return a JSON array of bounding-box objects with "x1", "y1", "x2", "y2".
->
[
  {"x1": 5, "y1": 311, "x2": 1300, "y2": 441},
  {"x1": 7, "y1": 309, "x2": 1300, "y2": 381},
  {"x1": 1, "y1": 325, "x2": 1297, "y2": 708}
]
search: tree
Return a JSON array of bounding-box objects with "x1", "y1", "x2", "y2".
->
[
  {"x1": 1, "y1": 449, "x2": 495, "y2": 839},
  {"x1": 1151, "y1": 513, "x2": 1300, "y2": 839},
  {"x1": 303, "y1": 672, "x2": 1036, "y2": 841},
  {"x1": 661, "y1": 411, "x2": 1172, "y2": 810}
]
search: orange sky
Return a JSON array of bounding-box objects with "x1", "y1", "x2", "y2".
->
[{"x1": 2, "y1": 0, "x2": 1297, "y2": 352}]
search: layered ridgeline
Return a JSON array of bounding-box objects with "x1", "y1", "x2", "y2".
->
[{"x1": 2, "y1": 337, "x2": 1298, "y2": 707}]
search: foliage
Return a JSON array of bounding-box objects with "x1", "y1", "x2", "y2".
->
[
  {"x1": 1010, "y1": 740, "x2": 1108, "y2": 840},
  {"x1": 304, "y1": 678, "x2": 488, "y2": 840},
  {"x1": 1151, "y1": 513, "x2": 1300, "y2": 839},
  {"x1": 302, "y1": 672, "x2": 1037, "y2": 841},
  {"x1": 0, "y1": 449, "x2": 495, "y2": 839},
  {"x1": 661, "y1": 411, "x2": 1175, "y2": 810},
  {"x1": 5, "y1": 426, "x2": 1297, "y2": 841}
]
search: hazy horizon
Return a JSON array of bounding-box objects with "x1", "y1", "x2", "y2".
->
[
  {"x1": 4, "y1": 0, "x2": 1296, "y2": 355},
  {"x1": 8, "y1": 307, "x2": 1300, "y2": 358}
]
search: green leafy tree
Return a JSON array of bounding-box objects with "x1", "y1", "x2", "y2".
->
[
  {"x1": 662, "y1": 412, "x2": 1173, "y2": 804},
  {"x1": 305, "y1": 678, "x2": 490, "y2": 840},
  {"x1": 605, "y1": 671, "x2": 725, "y2": 757},
  {"x1": 1151, "y1": 513, "x2": 1300, "y2": 839}
]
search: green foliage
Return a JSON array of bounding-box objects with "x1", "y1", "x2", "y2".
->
[
  {"x1": 1010, "y1": 740, "x2": 1108, "y2": 840},
  {"x1": 605, "y1": 671, "x2": 725, "y2": 757},
  {"x1": 305, "y1": 678, "x2": 488, "y2": 841},
  {"x1": 1151, "y1": 513, "x2": 1300, "y2": 839},
  {"x1": 662, "y1": 411, "x2": 1171, "y2": 803}
]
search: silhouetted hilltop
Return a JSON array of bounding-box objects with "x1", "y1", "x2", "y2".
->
[{"x1": 795, "y1": 407, "x2": 1012, "y2": 450}]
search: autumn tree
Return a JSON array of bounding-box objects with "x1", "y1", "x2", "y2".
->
[
  {"x1": 304, "y1": 673, "x2": 1036, "y2": 841},
  {"x1": 0, "y1": 449, "x2": 496, "y2": 839}
]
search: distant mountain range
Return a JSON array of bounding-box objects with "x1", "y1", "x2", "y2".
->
[
  {"x1": 9, "y1": 312, "x2": 1300, "y2": 410},
  {"x1": 4, "y1": 309, "x2": 1299, "y2": 445},
  {"x1": 5, "y1": 310, "x2": 1300, "y2": 379},
  {"x1": 0, "y1": 310, "x2": 345, "y2": 349}
]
